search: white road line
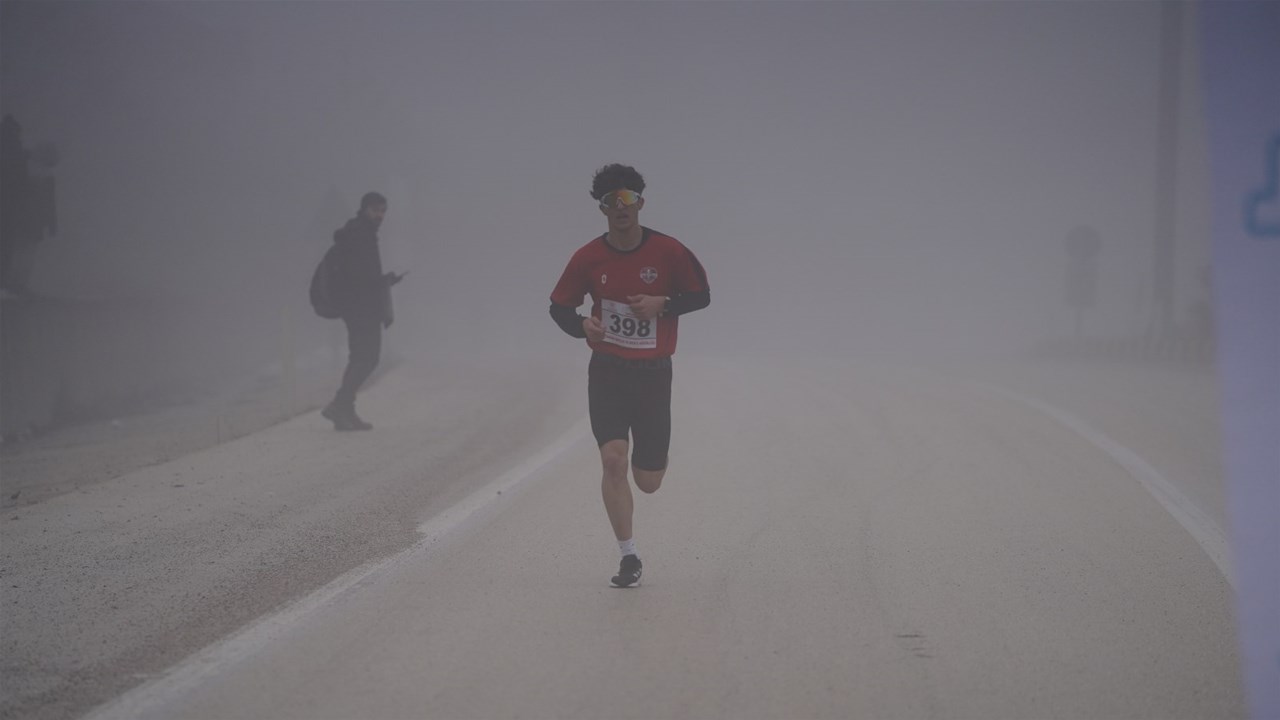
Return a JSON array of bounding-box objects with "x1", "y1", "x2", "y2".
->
[
  {"x1": 990, "y1": 386, "x2": 1235, "y2": 590},
  {"x1": 84, "y1": 418, "x2": 591, "y2": 720}
]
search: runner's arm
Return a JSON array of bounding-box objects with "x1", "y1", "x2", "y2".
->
[
  {"x1": 549, "y1": 302, "x2": 588, "y2": 339},
  {"x1": 663, "y1": 290, "x2": 710, "y2": 317}
]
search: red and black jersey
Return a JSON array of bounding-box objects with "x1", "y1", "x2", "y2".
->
[{"x1": 550, "y1": 227, "x2": 708, "y2": 359}]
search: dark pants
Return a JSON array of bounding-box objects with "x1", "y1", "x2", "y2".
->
[
  {"x1": 587, "y1": 352, "x2": 673, "y2": 472},
  {"x1": 334, "y1": 315, "x2": 382, "y2": 410}
]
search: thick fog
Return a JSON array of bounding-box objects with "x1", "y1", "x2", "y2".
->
[
  {"x1": 2, "y1": 0, "x2": 1209, "y2": 368},
  {"x1": 3, "y1": 6, "x2": 1252, "y2": 716}
]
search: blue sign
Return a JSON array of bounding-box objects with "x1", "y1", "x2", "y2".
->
[
  {"x1": 1245, "y1": 133, "x2": 1280, "y2": 238},
  {"x1": 1201, "y1": 2, "x2": 1280, "y2": 718}
]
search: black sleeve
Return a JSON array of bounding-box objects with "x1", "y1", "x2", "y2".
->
[
  {"x1": 666, "y1": 289, "x2": 709, "y2": 317},
  {"x1": 549, "y1": 302, "x2": 587, "y2": 339}
]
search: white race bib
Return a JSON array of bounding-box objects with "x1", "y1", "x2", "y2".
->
[{"x1": 601, "y1": 298, "x2": 658, "y2": 349}]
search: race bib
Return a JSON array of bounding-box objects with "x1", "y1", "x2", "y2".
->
[{"x1": 601, "y1": 298, "x2": 658, "y2": 349}]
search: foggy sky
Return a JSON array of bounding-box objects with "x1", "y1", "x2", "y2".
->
[{"x1": 0, "y1": 1, "x2": 1209, "y2": 360}]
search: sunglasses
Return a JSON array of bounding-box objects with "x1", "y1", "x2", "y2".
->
[{"x1": 599, "y1": 189, "x2": 642, "y2": 210}]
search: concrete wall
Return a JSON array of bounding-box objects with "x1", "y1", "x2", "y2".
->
[{"x1": 0, "y1": 294, "x2": 331, "y2": 441}]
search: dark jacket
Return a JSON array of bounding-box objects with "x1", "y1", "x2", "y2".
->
[{"x1": 330, "y1": 215, "x2": 388, "y2": 321}]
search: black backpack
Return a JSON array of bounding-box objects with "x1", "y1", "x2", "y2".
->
[{"x1": 309, "y1": 246, "x2": 342, "y2": 319}]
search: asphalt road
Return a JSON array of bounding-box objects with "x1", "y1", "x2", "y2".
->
[{"x1": 2, "y1": 354, "x2": 1243, "y2": 719}]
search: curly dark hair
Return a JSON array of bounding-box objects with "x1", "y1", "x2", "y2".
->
[{"x1": 590, "y1": 164, "x2": 645, "y2": 201}]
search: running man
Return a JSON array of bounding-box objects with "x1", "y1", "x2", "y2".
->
[{"x1": 549, "y1": 164, "x2": 710, "y2": 587}]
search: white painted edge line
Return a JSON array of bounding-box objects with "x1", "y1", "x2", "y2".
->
[
  {"x1": 988, "y1": 385, "x2": 1235, "y2": 591},
  {"x1": 413, "y1": 418, "x2": 590, "y2": 539},
  {"x1": 84, "y1": 418, "x2": 591, "y2": 720}
]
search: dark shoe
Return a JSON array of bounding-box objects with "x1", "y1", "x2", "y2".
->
[
  {"x1": 322, "y1": 403, "x2": 369, "y2": 431},
  {"x1": 611, "y1": 554, "x2": 643, "y2": 588},
  {"x1": 346, "y1": 411, "x2": 373, "y2": 431},
  {"x1": 321, "y1": 402, "x2": 352, "y2": 430}
]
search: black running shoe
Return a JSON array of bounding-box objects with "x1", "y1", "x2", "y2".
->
[
  {"x1": 321, "y1": 403, "x2": 355, "y2": 431},
  {"x1": 322, "y1": 403, "x2": 371, "y2": 431},
  {"x1": 611, "y1": 554, "x2": 643, "y2": 588}
]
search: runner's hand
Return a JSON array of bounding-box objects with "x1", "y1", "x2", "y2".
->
[
  {"x1": 583, "y1": 316, "x2": 605, "y2": 343},
  {"x1": 626, "y1": 295, "x2": 664, "y2": 321}
]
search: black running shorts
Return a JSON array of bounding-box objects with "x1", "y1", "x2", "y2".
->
[{"x1": 587, "y1": 352, "x2": 673, "y2": 472}]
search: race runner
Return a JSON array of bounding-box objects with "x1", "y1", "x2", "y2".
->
[{"x1": 549, "y1": 164, "x2": 710, "y2": 587}]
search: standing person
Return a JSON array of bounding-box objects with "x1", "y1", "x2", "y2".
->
[
  {"x1": 549, "y1": 164, "x2": 710, "y2": 587},
  {"x1": 322, "y1": 191, "x2": 405, "y2": 431}
]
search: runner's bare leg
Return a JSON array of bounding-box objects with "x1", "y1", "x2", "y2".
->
[
  {"x1": 600, "y1": 440, "x2": 633, "y2": 541},
  {"x1": 633, "y1": 466, "x2": 666, "y2": 495}
]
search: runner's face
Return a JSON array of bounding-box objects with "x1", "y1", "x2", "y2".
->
[
  {"x1": 363, "y1": 203, "x2": 387, "y2": 228},
  {"x1": 599, "y1": 189, "x2": 643, "y2": 230}
]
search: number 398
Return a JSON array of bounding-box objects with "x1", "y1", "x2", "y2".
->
[{"x1": 609, "y1": 314, "x2": 652, "y2": 338}]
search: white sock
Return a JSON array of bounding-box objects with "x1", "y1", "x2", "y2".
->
[{"x1": 618, "y1": 538, "x2": 637, "y2": 558}]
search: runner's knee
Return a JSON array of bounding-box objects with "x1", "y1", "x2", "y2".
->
[{"x1": 600, "y1": 441, "x2": 630, "y2": 480}]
